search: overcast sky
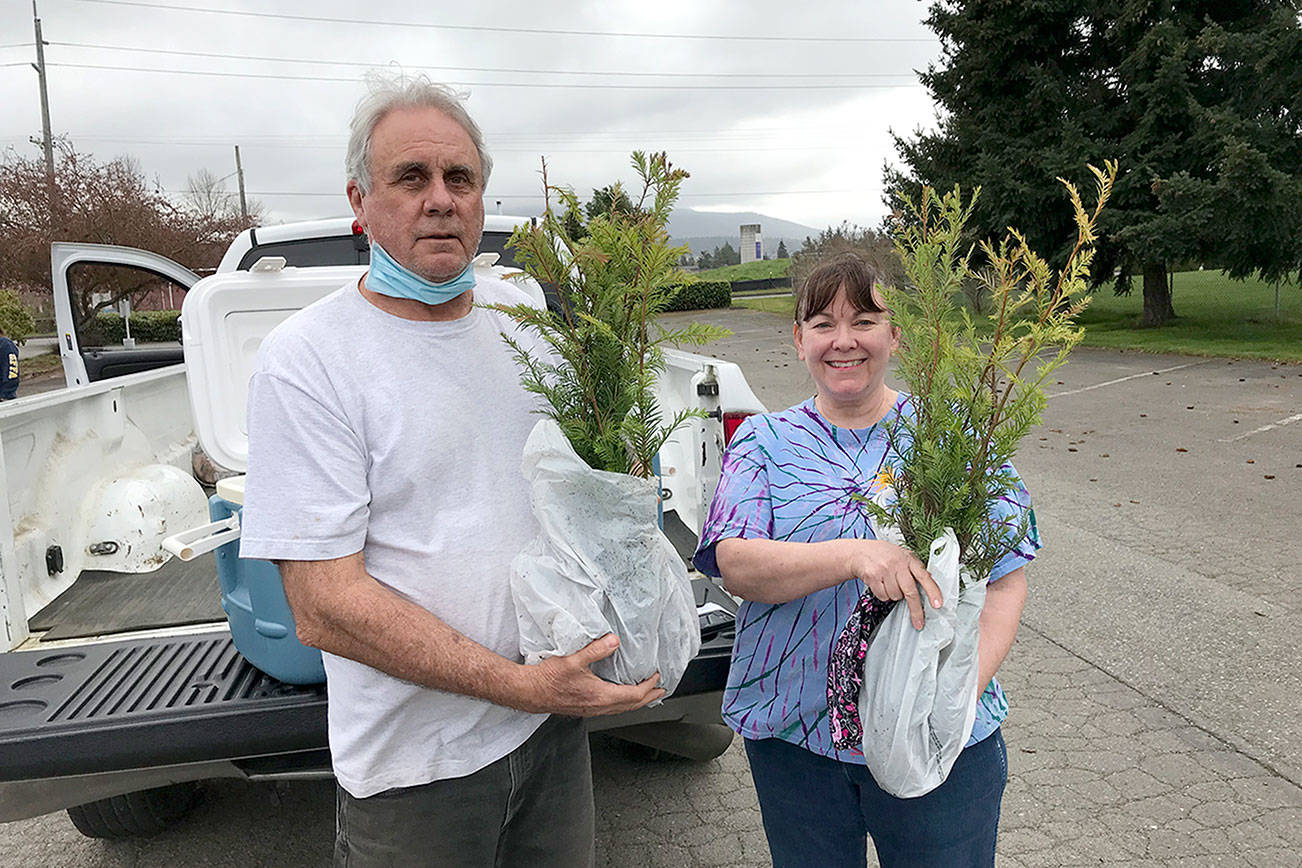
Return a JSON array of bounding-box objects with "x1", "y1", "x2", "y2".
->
[{"x1": 2, "y1": 0, "x2": 943, "y2": 231}]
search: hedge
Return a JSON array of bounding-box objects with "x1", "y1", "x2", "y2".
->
[
  {"x1": 93, "y1": 311, "x2": 182, "y2": 344},
  {"x1": 663, "y1": 280, "x2": 731, "y2": 312}
]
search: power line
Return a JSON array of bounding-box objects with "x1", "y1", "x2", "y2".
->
[
  {"x1": 162, "y1": 189, "x2": 862, "y2": 199},
  {"x1": 46, "y1": 136, "x2": 863, "y2": 154},
  {"x1": 74, "y1": 0, "x2": 937, "y2": 44},
  {"x1": 0, "y1": 42, "x2": 36, "y2": 50},
  {"x1": 3, "y1": 126, "x2": 864, "y2": 142},
  {"x1": 49, "y1": 40, "x2": 918, "y2": 81},
  {"x1": 48, "y1": 62, "x2": 922, "y2": 90}
]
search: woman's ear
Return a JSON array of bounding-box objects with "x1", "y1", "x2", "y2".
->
[{"x1": 792, "y1": 319, "x2": 805, "y2": 361}]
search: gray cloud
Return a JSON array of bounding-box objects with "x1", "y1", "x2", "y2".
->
[{"x1": 2, "y1": 0, "x2": 941, "y2": 230}]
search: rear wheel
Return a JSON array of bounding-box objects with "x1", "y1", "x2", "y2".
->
[{"x1": 66, "y1": 782, "x2": 202, "y2": 839}]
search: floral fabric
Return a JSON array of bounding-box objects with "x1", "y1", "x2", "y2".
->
[{"x1": 826, "y1": 591, "x2": 895, "y2": 750}]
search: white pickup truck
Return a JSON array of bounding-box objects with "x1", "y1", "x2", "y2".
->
[{"x1": 0, "y1": 219, "x2": 764, "y2": 838}]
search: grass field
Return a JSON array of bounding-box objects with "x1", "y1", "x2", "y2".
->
[
  {"x1": 695, "y1": 258, "x2": 790, "y2": 282},
  {"x1": 19, "y1": 351, "x2": 62, "y2": 379},
  {"x1": 734, "y1": 270, "x2": 1302, "y2": 362}
]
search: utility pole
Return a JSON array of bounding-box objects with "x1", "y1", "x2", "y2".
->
[
  {"x1": 31, "y1": 1, "x2": 56, "y2": 212},
  {"x1": 233, "y1": 145, "x2": 249, "y2": 221}
]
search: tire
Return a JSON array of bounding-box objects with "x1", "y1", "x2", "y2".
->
[{"x1": 66, "y1": 782, "x2": 202, "y2": 839}]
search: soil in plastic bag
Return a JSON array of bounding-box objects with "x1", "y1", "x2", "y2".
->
[{"x1": 510, "y1": 419, "x2": 701, "y2": 695}]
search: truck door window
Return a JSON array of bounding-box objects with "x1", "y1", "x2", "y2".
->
[
  {"x1": 236, "y1": 237, "x2": 367, "y2": 270},
  {"x1": 66, "y1": 262, "x2": 189, "y2": 349},
  {"x1": 477, "y1": 231, "x2": 522, "y2": 270}
]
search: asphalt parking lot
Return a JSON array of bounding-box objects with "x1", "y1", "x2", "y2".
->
[{"x1": 1, "y1": 306, "x2": 1298, "y2": 867}]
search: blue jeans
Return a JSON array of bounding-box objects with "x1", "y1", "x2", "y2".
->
[{"x1": 744, "y1": 728, "x2": 1007, "y2": 868}]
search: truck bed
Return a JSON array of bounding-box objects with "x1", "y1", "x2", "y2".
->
[
  {"x1": 0, "y1": 580, "x2": 736, "y2": 785},
  {"x1": 0, "y1": 507, "x2": 735, "y2": 800},
  {"x1": 28, "y1": 553, "x2": 224, "y2": 641}
]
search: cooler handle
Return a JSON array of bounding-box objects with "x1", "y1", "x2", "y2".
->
[{"x1": 162, "y1": 514, "x2": 241, "y2": 561}]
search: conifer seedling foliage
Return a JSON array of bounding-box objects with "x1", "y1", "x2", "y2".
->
[
  {"x1": 857, "y1": 162, "x2": 1116, "y2": 584},
  {"x1": 490, "y1": 152, "x2": 730, "y2": 478}
]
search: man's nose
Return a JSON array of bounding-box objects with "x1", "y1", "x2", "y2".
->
[{"x1": 422, "y1": 178, "x2": 456, "y2": 215}]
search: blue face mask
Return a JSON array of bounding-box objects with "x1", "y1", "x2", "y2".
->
[{"x1": 365, "y1": 240, "x2": 476, "y2": 305}]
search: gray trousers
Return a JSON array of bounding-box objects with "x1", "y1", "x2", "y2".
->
[{"x1": 333, "y1": 715, "x2": 594, "y2": 868}]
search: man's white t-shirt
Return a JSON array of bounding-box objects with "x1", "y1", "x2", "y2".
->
[{"x1": 239, "y1": 275, "x2": 549, "y2": 798}]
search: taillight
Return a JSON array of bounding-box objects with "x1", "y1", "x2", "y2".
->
[{"x1": 723, "y1": 412, "x2": 753, "y2": 446}]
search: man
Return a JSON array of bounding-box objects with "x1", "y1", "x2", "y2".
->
[
  {"x1": 0, "y1": 326, "x2": 19, "y2": 401},
  {"x1": 239, "y1": 75, "x2": 662, "y2": 868}
]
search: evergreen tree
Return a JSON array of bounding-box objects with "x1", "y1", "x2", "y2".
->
[
  {"x1": 892, "y1": 0, "x2": 1302, "y2": 327},
  {"x1": 584, "y1": 184, "x2": 638, "y2": 223},
  {"x1": 777, "y1": 239, "x2": 789, "y2": 259}
]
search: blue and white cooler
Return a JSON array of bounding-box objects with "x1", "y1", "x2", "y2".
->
[{"x1": 162, "y1": 260, "x2": 369, "y2": 685}]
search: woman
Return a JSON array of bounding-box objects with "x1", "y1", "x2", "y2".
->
[{"x1": 692, "y1": 253, "x2": 1037, "y2": 867}]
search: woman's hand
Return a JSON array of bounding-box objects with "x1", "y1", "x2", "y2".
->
[{"x1": 845, "y1": 539, "x2": 942, "y2": 630}]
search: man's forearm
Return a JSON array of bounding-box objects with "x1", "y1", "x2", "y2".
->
[{"x1": 280, "y1": 554, "x2": 536, "y2": 710}]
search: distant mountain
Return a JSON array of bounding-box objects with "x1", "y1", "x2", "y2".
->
[
  {"x1": 483, "y1": 201, "x2": 823, "y2": 258},
  {"x1": 668, "y1": 210, "x2": 821, "y2": 258},
  {"x1": 667, "y1": 209, "x2": 819, "y2": 241}
]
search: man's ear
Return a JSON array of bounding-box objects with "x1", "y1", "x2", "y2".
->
[{"x1": 346, "y1": 180, "x2": 367, "y2": 231}]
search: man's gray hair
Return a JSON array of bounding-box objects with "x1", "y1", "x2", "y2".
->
[{"x1": 345, "y1": 73, "x2": 492, "y2": 194}]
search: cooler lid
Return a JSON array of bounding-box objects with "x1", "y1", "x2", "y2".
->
[
  {"x1": 216, "y1": 475, "x2": 246, "y2": 505},
  {"x1": 181, "y1": 264, "x2": 367, "y2": 472}
]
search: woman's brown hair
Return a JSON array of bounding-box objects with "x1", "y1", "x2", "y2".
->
[{"x1": 794, "y1": 252, "x2": 887, "y2": 322}]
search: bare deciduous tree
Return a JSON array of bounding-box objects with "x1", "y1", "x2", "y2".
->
[{"x1": 0, "y1": 139, "x2": 258, "y2": 336}]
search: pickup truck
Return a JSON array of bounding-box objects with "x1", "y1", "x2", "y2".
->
[{"x1": 0, "y1": 220, "x2": 764, "y2": 838}]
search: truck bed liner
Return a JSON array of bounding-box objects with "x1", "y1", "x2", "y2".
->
[{"x1": 29, "y1": 553, "x2": 224, "y2": 641}]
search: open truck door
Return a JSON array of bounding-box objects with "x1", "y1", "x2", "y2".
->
[{"x1": 50, "y1": 243, "x2": 200, "y2": 388}]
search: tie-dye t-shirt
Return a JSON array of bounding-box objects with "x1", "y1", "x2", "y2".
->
[{"x1": 692, "y1": 395, "x2": 1040, "y2": 761}]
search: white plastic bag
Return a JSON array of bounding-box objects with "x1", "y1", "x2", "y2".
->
[
  {"x1": 858, "y1": 527, "x2": 988, "y2": 798},
  {"x1": 510, "y1": 419, "x2": 701, "y2": 695}
]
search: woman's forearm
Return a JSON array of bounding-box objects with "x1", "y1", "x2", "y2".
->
[
  {"x1": 977, "y1": 567, "x2": 1027, "y2": 692},
  {"x1": 715, "y1": 537, "x2": 857, "y2": 604}
]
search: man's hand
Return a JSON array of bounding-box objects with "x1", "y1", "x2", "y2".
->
[
  {"x1": 515, "y1": 634, "x2": 665, "y2": 717},
  {"x1": 847, "y1": 539, "x2": 942, "y2": 630}
]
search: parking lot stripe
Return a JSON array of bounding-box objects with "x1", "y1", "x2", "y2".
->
[
  {"x1": 1219, "y1": 411, "x2": 1302, "y2": 443},
  {"x1": 1047, "y1": 360, "x2": 1209, "y2": 399}
]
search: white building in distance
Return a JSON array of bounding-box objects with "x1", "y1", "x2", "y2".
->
[{"x1": 740, "y1": 224, "x2": 763, "y2": 263}]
